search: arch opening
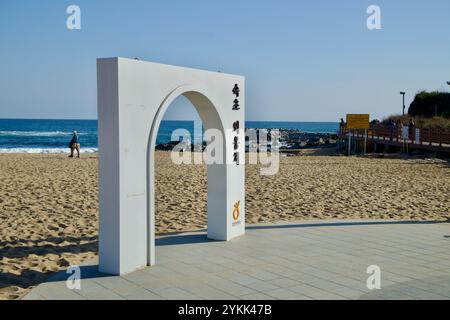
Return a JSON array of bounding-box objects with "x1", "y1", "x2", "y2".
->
[{"x1": 146, "y1": 88, "x2": 227, "y2": 266}]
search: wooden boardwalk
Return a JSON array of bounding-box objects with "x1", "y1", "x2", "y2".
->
[{"x1": 340, "y1": 124, "x2": 450, "y2": 153}]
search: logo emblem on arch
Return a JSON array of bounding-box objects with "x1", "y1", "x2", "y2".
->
[{"x1": 232, "y1": 201, "x2": 241, "y2": 221}]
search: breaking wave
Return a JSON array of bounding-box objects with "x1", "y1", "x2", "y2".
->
[
  {"x1": 0, "y1": 131, "x2": 87, "y2": 137},
  {"x1": 0, "y1": 147, "x2": 98, "y2": 154}
]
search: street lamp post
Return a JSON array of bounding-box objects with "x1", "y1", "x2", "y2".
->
[{"x1": 400, "y1": 91, "x2": 406, "y2": 116}]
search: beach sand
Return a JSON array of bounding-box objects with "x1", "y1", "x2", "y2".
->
[{"x1": 1, "y1": 151, "x2": 449, "y2": 299}]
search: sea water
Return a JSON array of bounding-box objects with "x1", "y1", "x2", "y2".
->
[{"x1": 0, "y1": 119, "x2": 339, "y2": 153}]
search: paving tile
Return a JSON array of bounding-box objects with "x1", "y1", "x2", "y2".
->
[
  {"x1": 180, "y1": 283, "x2": 238, "y2": 300},
  {"x1": 289, "y1": 284, "x2": 347, "y2": 300},
  {"x1": 242, "y1": 269, "x2": 283, "y2": 281},
  {"x1": 22, "y1": 291, "x2": 45, "y2": 300},
  {"x1": 206, "y1": 277, "x2": 257, "y2": 296},
  {"x1": 265, "y1": 288, "x2": 305, "y2": 300},
  {"x1": 32, "y1": 282, "x2": 86, "y2": 300},
  {"x1": 267, "y1": 277, "x2": 301, "y2": 288},
  {"x1": 239, "y1": 292, "x2": 276, "y2": 300},
  {"x1": 125, "y1": 288, "x2": 166, "y2": 300},
  {"x1": 76, "y1": 281, "x2": 126, "y2": 300},
  {"x1": 243, "y1": 280, "x2": 280, "y2": 292},
  {"x1": 151, "y1": 287, "x2": 199, "y2": 300},
  {"x1": 225, "y1": 273, "x2": 261, "y2": 286}
]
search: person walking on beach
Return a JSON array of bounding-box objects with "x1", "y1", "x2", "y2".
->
[{"x1": 69, "y1": 131, "x2": 80, "y2": 158}]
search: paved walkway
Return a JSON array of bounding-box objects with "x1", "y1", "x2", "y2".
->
[{"x1": 24, "y1": 220, "x2": 450, "y2": 300}]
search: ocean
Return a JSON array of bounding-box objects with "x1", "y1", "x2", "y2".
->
[{"x1": 0, "y1": 119, "x2": 339, "y2": 153}]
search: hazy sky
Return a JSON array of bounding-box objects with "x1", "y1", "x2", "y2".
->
[{"x1": 1, "y1": 0, "x2": 450, "y2": 121}]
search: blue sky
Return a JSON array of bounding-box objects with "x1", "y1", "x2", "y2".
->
[{"x1": 0, "y1": 0, "x2": 450, "y2": 121}]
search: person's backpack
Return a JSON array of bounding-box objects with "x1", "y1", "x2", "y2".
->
[{"x1": 69, "y1": 137, "x2": 76, "y2": 148}]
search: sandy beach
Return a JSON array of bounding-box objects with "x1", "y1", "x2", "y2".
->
[{"x1": 1, "y1": 151, "x2": 449, "y2": 299}]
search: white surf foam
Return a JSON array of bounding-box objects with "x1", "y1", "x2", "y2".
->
[
  {"x1": 0, "y1": 147, "x2": 98, "y2": 154},
  {"x1": 0, "y1": 131, "x2": 88, "y2": 137}
]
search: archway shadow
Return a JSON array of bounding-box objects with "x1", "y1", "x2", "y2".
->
[
  {"x1": 246, "y1": 219, "x2": 450, "y2": 231},
  {"x1": 0, "y1": 238, "x2": 98, "y2": 259},
  {"x1": 43, "y1": 264, "x2": 110, "y2": 283},
  {"x1": 0, "y1": 265, "x2": 110, "y2": 292},
  {"x1": 155, "y1": 232, "x2": 218, "y2": 246},
  {"x1": 0, "y1": 235, "x2": 99, "y2": 296},
  {"x1": 153, "y1": 219, "x2": 450, "y2": 247},
  {"x1": 0, "y1": 269, "x2": 54, "y2": 290}
]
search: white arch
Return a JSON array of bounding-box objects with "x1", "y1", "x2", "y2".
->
[
  {"x1": 97, "y1": 58, "x2": 245, "y2": 275},
  {"x1": 146, "y1": 85, "x2": 227, "y2": 266}
]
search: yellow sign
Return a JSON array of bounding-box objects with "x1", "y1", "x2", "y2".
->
[
  {"x1": 346, "y1": 114, "x2": 370, "y2": 129},
  {"x1": 232, "y1": 201, "x2": 240, "y2": 221}
]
